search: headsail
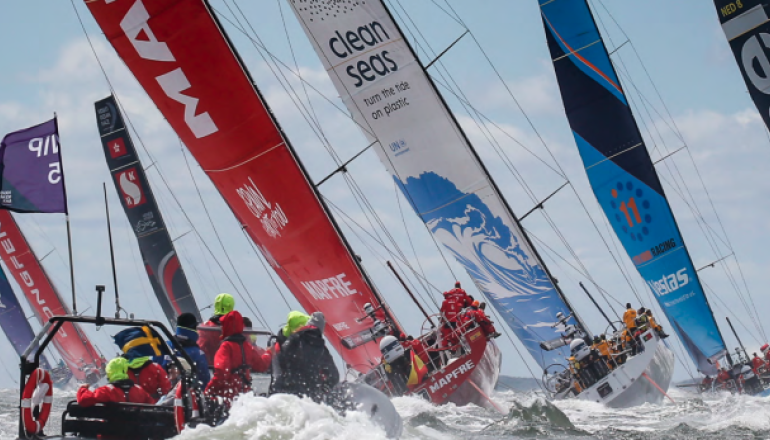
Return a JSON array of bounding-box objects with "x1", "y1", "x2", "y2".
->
[
  {"x1": 286, "y1": 0, "x2": 586, "y2": 368},
  {"x1": 0, "y1": 264, "x2": 51, "y2": 368},
  {"x1": 95, "y1": 95, "x2": 202, "y2": 325},
  {"x1": 539, "y1": 0, "x2": 726, "y2": 373},
  {"x1": 85, "y1": 0, "x2": 401, "y2": 372},
  {"x1": 713, "y1": 1, "x2": 770, "y2": 132},
  {"x1": 0, "y1": 210, "x2": 104, "y2": 380}
]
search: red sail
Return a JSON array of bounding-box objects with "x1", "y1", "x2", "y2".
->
[
  {"x1": 0, "y1": 210, "x2": 104, "y2": 380},
  {"x1": 85, "y1": 0, "x2": 393, "y2": 372}
]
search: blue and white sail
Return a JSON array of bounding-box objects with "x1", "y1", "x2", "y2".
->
[
  {"x1": 539, "y1": 0, "x2": 726, "y2": 374},
  {"x1": 287, "y1": 0, "x2": 584, "y2": 368}
]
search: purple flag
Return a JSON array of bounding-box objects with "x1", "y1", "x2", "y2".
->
[{"x1": 0, "y1": 118, "x2": 67, "y2": 213}]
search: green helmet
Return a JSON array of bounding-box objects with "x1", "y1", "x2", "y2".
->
[
  {"x1": 282, "y1": 311, "x2": 310, "y2": 337},
  {"x1": 106, "y1": 357, "x2": 129, "y2": 382},
  {"x1": 214, "y1": 293, "x2": 235, "y2": 316}
]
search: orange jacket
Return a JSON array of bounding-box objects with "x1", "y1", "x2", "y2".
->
[{"x1": 622, "y1": 309, "x2": 637, "y2": 329}]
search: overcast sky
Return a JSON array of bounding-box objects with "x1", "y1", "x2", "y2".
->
[{"x1": 0, "y1": 0, "x2": 769, "y2": 389}]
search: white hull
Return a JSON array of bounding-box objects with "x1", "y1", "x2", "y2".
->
[
  {"x1": 566, "y1": 330, "x2": 675, "y2": 407},
  {"x1": 448, "y1": 340, "x2": 502, "y2": 410}
]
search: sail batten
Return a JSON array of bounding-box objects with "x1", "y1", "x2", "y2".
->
[
  {"x1": 287, "y1": 0, "x2": 584, "y2": 368},
  {"x1": 541, "y1": 0, "x2": 727, "y2": 373},
  {"x1": 85, "y1": 0, "x2": 397, "y2": 372}
]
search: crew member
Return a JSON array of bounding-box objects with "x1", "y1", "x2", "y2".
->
[
  {"x1": 206, "y1": 310, "x2": 271, "y2": 405},
  {"x1": 113, "y1": 326, "x2": 171, "y2": 403},
  {"x1": 463, "y1": 300, "x2": 501, "y2": 339},
  {"x1": 270, "y1": 311, "x2": 339, "y2": 403},
  {"x1": 165, "y1": 312, "x2": 210, "y2": 387},
  {"x1": 636, "y1": 307, "x2": 649, "y2": 332},
  {"x1": 440, "y1": 282, "x2": 472, "y2": 326},
  {"x1": 77, "y1": 357, "x2": 153, "y2": 406},
  {"x1": 752, "y1": 352, "x2": 766, "y2": 375},
  {"x1": 644, "y1": 309, "x2": 668, "y2": 338},
  {"x1": 595, "y1": 334, "x2": 613, "y2": 370},
  {"x1": 622, "y1": 303, "x2": 637, "y2": 334},
  {"x1": 716, "y1": 367, "x2": 732, "y2": 389},
  {"x1": 379, "y1": 334, "x2": 411, "y2": 395},
  {"x1": 199, "y1": 293, "x2": 236, "y2": 363},
  {"x1": 569, "y1": 338, "x2": 597, "y2": 388}
]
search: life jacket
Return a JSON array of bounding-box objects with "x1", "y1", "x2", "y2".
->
[
  {"x1": 622, "y1": 309, "x2": 637, "y2": 329},
  {"x1": 223, "y1": 333, "x2": 252, "y2": 388},
  {"x1": 596, "y1": 341, "x2": 611, "y2": 357},
  {"x1": 76, "y1": 379, "x2": 154, "y2": 407},
  {"x1": 128, "y1": 360, "x2": 171, "y2": 403}
]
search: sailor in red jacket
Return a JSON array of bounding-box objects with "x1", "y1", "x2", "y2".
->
[
  {"x1": 752, "y1": 352, "x2": 766, "y2": 374},
  {"x1": 198, "y1": 293, "x2": 236, "y2": 364},
  {"x1": 205, "y1": 310, "x2": 271, "y2": 403},
  {"x1": 463, "y1": 301, "x2": 501, "y2": 339},
  {"x1": 77, "y1": 357, "x2": 153, "y2": 407},
  {"x1": 440, "y1": 282, "x2": 472, "y2": 325}
]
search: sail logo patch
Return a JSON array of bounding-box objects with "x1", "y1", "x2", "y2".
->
[
  {"x1": 741, "y1": 33, "x2": 770, "y2": 98},
  {"x1": 117, "y1": 168, "x2": 146, "y2": 208},
  {"x1": 108, "y1": 138, "x2": 127, "y2": 158},
  {"x1": 236, "y1": 177, "x2": 288, "y2": 238},
  {"x1": 301, "y1": 273, "x2": 359, "y2": 301},
  {"x1": 647, "y1": 268, "x2": 689, "y2": 297}
]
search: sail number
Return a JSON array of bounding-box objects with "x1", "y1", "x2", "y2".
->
[
  {"x1": 720, "y1": 0, "x2": 743, "y2": 17},
  {"x1": 619, "y1": 197, "x2": 642, "y2": 228},
  {"x1": 28, "y1": 134, "x2": 61, "y2": 184}
]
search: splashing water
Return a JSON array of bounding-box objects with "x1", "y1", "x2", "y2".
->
[{"x1": 1, "y1": 385, "x2": 770, "y2": 439}]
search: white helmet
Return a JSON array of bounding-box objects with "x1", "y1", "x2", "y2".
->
[
  {"x1": 569, "y1": 338, "x2": 585, "y2": 352},
  {"x1": 379, "y1": 335, "x2": 404, "y2": 363}
]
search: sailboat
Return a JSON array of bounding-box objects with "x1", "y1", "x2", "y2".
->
[
  {"x1": 95, "y1": 94, "x2": 203, "y2": 326},
  {"x1": 83, "y1": 0, "x2": 499, "y2": 408},
  {"x1": 282, "y1": 0, "x2": 673, "y2": 407},
  {"x1": 0, "y1": 210, "x2": 105, "y2": 384}
]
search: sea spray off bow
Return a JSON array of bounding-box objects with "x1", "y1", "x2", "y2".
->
[{"x1": 0, "y1": 118, "x2": 67, "y2": 213}]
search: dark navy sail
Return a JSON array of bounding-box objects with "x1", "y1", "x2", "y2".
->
[
  {"x1": 714, "y1": 1, "x2": 770, "y2": 131},
  {"x1": 540, "y1": 0, "x2": 726, "y2": 374},
  {"x1": 0, "y1": 265, "x2": 50, "y2": 368},
  {"x1": 95, "y1": 96, "x2": 202, "y2": 325}
]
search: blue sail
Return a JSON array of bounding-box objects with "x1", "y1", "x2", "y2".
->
[
  {"x1": 0, "y1": 264, "x2": 50, "y2": 368},
  {"x1": 540, "y1": 0, "x2": 726, "y2": 374}
]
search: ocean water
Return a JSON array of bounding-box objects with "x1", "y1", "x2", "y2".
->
[{"x1": 0, "y1": 386, "x2": 768, "y2": 439}]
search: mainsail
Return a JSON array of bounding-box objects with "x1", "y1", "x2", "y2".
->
[
  {"x1": 286, "y1": 0, "x2": 587, "y2": 368},
  {"x1": 0, "y1": 210, "x2": 104, "y2": 380},
  {"x1": 85, "y1": 0, "x2": 401, "y2": 372},
  {"x1": 539, "y1": 0, "x2": 727, "y2": 374},
  {"x1": 713, "y1": 1, "x2": 770, "y2": 132},
  {"x1": 95, "y1": 95, "x2": 202, "y2": 325},
  {"x1": 0, "y1": 265, "x2": 51, "y2": 369}
]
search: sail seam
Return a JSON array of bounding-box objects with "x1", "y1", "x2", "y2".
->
[
  {"x1": 584, "y1": 142, "x2": 642, "y2": 171},
  {"x1": 205, "y1": 142, "x2": 284, "y2": 172}
]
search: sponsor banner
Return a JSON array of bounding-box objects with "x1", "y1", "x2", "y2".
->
[
  {"x1": 541, "y1": 0, "x2": 726, "y2": 373},
  {"x1": 86, "y1": 0, "x2": 390, "y2": 372},
  {"x1": 714, "y1": 1, "x2": 770, "y2": 132},
  {"x1": 95, "y1": 95, "x2": 201, "y2": 324},
  {"x1": 0, "y1": 210, "x2": 103, "y2": 380},
  {"x1": 0, "y1": 118, "x2": 67, "y2": 213},
  {"x1": 287, "y1": 0, "x2": 575, "y2": 368}
]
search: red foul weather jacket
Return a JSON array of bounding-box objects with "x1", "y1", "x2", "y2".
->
[
  {"x1": 128, "y1": 360, "x2": 171, "y2": 403},
  {"x1": 205, "y1": 311, "x2": 271, "y2": 402},
  {"x1": 76, "y1": 380, "x2": 154, "y2": 407}
]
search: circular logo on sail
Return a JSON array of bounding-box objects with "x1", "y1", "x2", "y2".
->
[
  {"x1": 609, "y1": 180, "x2": 652, "y2": 242},
  {"x1": 291, "y1": 0, "x2": 362, "y2": 21}
]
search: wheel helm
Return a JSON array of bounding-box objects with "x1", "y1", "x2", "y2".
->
[{"x1": 379, "y1": 335, "x2": 404, "y2": 363}]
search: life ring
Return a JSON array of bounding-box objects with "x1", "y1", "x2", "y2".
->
[
  {"x1": 21, "y1": 368, "x2": 53, "y2": 435},
  {"x1": 174, "y1": 384, "x2": 199, "y2": 433}
]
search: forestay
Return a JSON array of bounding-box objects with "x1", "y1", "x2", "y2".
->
[
  {"x1": 540, "y1": 0, "x2": 726, "y2": 374},
  {"x1": 287, "y1": 0, "x2": 579, "y2": 368},
  {"x1": 713, "y1": 0, "x2": 770, "y2": 132},
  {"x1": 95, "y1": 95, "x2": 202, "y2": 325},
  {"x1": 85, "y1": 0, "x2": 397, "y2": 373}
]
